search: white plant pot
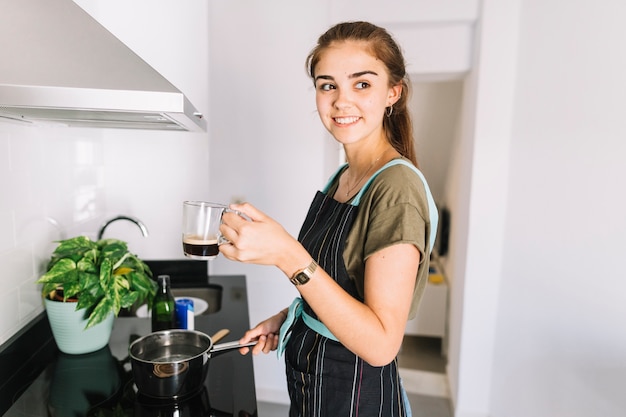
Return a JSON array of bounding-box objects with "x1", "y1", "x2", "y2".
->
[{"x1": 44, "y1": 297, "x2": 114, "y2": 355}]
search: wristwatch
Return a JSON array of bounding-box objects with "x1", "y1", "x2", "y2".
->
[{"x1": 290, "y1": 260, "x2": 318, "y2": 286}]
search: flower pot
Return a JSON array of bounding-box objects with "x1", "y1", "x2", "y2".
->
[{"x1": 44, "y1": 298, "x2": 114, "y2": 355}]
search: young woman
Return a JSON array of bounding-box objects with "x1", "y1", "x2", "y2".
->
[{"x1": 219, "y1": 21, "x2": 438, "y2": 417}]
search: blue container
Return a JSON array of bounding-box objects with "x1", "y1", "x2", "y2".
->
[{"x1": 175, "y1": 298, "x2": 195, "y2": 330}]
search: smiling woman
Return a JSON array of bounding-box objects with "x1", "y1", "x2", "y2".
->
[{"x1": 217, "y1": 21, "x2": 438, "y2": 417}]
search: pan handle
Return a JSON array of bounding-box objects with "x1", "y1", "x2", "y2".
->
[{"x1": 211, "y1": 340, "x2": 258, "y2": 354}]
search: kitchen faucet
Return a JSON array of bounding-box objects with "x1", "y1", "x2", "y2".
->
[{"x1": 97, "y1": 215, "x2": 149, "y2": 240}]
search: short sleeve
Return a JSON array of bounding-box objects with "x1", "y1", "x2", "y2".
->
[{"x1": 343, "y1": 162, "x2": 433, "y2": 318}]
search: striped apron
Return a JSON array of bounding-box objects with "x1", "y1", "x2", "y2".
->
[{"x1": 282, "y1": 159, "x2": 435, "y2": 417}]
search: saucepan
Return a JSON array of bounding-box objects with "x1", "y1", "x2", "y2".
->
[{"x1": 129, "y1": 329, "x2": 255, "y2": 399}]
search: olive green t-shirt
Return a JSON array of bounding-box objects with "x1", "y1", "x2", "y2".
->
[{"x1": 326, "y1": 158, "x2": 434, "y2": 319}]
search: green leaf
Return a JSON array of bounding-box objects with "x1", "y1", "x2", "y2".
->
[
  {"x1": 77, "y1": 293, "x2": 97, "y2": 310},
  {"x1": 50, "y1": 236, "x2": 97, "y2": 260},
  {"x1": 63, "y1": 281, "x2": 82, "y2": 300},
  {"x1": 76, "y1": 271, "x2": 104, "y2": 309},
  {"x1": 99, "y1": 258, "x2": 113, "y2": 290},
  {"x1": 86, "y1": 296, "x2": 115, "y2": 329},
  {"x1": 77, "y1": 250, "x2": 98, "y2": 270},
  {"x1": 99, "y1": 239, "x2": 128, "y2": 257},
  {"x1": 120, "y1": 291, "x2": 139, "y2": 309},
  {"x1": 133, "y1": 271, "x2": 157, "y2": 304},
  {"x1": 37, "y1": 258, "x2": 77, "y2": 284}
]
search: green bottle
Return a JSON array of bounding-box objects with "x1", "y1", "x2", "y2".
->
[{"x1": 152, "y1": 275, "x2": 176, "y2": 332}]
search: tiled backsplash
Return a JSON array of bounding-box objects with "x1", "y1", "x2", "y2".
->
[
  {"x1": 0, "y1": 123, "x2": 105, "y2": 344},
  {"x1": 0, "y1": 123, "x2": 211, "y2": 346}
]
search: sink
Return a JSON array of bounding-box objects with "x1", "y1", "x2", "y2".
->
[
  {"x1": 171, "y1": 284, "x2": 222, "y2": 315},
  {"x1": 121, "y1": 259, "x2": 223, "y2": 317},
  {"x1": 126, "y1": 284, "x2": 222, "y2": 318}
]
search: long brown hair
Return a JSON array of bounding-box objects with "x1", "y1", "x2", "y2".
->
[{"x1": 306, "y1": 21, "x2": 417, "y2": 166}]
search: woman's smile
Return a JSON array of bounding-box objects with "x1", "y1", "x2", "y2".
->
[{"x1": 333, "y1": 116, "x2": 361, "y2": 126}]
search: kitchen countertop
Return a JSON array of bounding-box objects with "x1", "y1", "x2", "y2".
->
[{"x1": 2, "y1": 274, "x2": 257, "y2": 417}]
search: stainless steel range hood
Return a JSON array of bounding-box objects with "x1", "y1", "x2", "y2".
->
[{"x1": 0, "y1": 0, "x2": 206, "y2": 132}]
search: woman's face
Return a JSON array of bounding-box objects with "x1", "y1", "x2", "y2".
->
[{"x1": 314, "y1": 40, "x2": 401, "y2": 148}]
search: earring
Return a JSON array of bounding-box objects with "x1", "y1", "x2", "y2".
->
[{"x1": 386, "y1": 105, "x2": 393, "y2": 117}]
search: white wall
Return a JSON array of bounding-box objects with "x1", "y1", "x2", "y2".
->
[
  {"x1": 488, "y1": 0, "x2": 626, "y2": 415},
  {"x1": 447, "y1": 0, "x2": 626, "y2": 416},
  {"x1": 412, "y1": 80, "x2": 464, "y2": 204},
  {"x1": 0, "y1": 124, "x2": 103, "y2": 343},
  {"x1": 445, "y1": 0, "x2": 521, "y2": 414}
]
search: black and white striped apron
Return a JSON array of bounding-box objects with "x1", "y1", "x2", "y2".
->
[{"x1": 282, "y1": 159, "x2": 437, "y2": 417}]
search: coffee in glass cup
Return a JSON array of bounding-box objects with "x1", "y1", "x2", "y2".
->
[{"x1": 182, "y1": 201, "x2": 229, "y2": 260}]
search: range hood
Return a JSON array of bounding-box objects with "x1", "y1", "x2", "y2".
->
[{"x1": 0, "y1": 0, "x2": 206, "y2": 132}]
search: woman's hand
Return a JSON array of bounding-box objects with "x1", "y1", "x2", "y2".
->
[
  {"x1": 219, "y1": 203, "x2": 312, "y2": 276},
  {"x1": 238, "y1": 310, "x2": 287, "y2": 355}
]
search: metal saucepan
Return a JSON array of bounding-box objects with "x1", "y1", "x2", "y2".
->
[{"x1": 129, "y1": 329, "x2": 255, "y2": 399}]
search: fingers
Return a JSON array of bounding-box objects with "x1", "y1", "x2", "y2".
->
[
  {"x1": 238, "y1": 329, "x2": 260, "y2": 355},
  {"x1": 236, "y1": 311, "x2": 289, "y2": 355},
  {"x1": 220, "y1": 205, "x2": 253, "y2": 247},
  {"x1": 242, "y1": 334, "x2": 279, "y2": 355},
  {"x1": 221, "y1": 210, "x2": 248, "y2": 231},
  {"x1": 260, "y1": 333, "x2": 279, "y2": 353},
  {"x1": 219, "y1": 205, "x2": 266, "y2": 263},
  {"x1": 218, "y1": 213, "x2": 244, "y2": 258},
  {"x1": 229, "y1": 202, "x2": 266, "y2": 222}
]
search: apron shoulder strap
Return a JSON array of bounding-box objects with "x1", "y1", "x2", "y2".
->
[{"x1": 353, "y1": 159, "x2": 439, "y2": 252}]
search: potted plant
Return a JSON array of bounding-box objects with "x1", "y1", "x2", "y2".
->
[{"x1": 37, "y1": 236, "x2": 157, "y2": 354}]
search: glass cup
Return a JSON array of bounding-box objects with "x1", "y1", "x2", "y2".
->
[{"x1": 182, "y1": 201, "x2": 230, "y2": 260}]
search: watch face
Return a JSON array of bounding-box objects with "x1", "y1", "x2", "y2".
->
[
  {"x1": 295, "y1": 272, "x2": 309, "y2": 285},
  {"x1": 291, "y1": 261, "x2": 316, "y2": 286}
]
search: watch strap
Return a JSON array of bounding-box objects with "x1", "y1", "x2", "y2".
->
[{"x1": 290, "y1": 260, "x2": 318, "y2": 286}]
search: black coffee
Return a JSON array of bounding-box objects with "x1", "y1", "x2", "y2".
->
[{"x1": 183, "y1": 236, "x2": 218, "y2": 259}]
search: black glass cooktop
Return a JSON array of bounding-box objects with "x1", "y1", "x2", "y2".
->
[{"x1": 2, "y1": 275, "x2": 257, "y2": 417}]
